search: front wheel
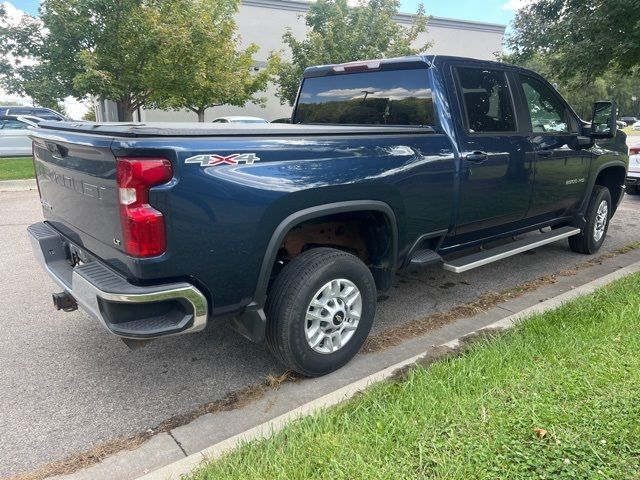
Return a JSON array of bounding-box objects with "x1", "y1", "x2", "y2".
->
[
  {"x1": 265, "y1": 248, "x2": 377, "y2": 377},
  {"x1": 569, "y1": 186, "x2": 611, "y2": 254}
]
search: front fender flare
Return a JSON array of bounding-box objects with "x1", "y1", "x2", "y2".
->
[{"x1": 580, "y1": 160, "x2": 628, "y2": 215}]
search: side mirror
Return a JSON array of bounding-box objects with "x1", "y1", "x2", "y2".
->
[{"x1": 590, "y1": 101, "x2": 617, "y2": 138}]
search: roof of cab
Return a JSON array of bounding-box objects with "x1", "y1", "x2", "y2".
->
[
  {"x1": 303, "y1": 56, "x2": 433, "y2": 78},
  {"x1": 302, "y1": 55, "x2": 527, "y2": 78}
]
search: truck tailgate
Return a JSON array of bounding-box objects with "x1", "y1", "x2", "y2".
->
[{"x1": 31, "y1": 131, "x2": 122, "y2": 259}]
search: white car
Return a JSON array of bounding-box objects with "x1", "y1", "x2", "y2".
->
[
  {"x1": 632, "y1": 121, "x2": 640, "y2": 131},
  {"x1": 212, "y1": 116, "x2": 268, "y2": 124},
  {"x1": 0, "y1": 115, "x2": 40, "y2": 157},
  {"x1": 628, "y1": 143, "x2": 640, "y2": 194}
]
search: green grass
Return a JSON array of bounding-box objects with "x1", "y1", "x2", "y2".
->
[
  {"x1": 190, "y1": 273, "x2": 640, "y2": 480},
  {"x1": 0, "y1": 156, "x2": 35, "y2": 180}
]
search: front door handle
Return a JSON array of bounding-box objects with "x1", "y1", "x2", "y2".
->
[{"x1": 466, "y1": 152, "x2": 489, "y2": 163}]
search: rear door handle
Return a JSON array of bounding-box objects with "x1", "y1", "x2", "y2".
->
[{"x1": 466, "y1": 152, "x2": 489, "y2": 163}]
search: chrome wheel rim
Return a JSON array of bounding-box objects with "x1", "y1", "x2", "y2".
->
[
  {"x1": 304, "y1": 279, "x2": 362, "y2": 354},
  {"x1": 593, "y1": 200, "x2": 609, "y2": 242}
]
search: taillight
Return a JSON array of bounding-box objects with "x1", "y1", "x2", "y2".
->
[
  {"x1": 630, "y1": 147, "x2": 640, "y2": 155},
  {"x1": 116, "y1": 157, "x2": 172, "y2": 257}
]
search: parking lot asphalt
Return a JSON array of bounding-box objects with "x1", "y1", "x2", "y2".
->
[{"x1": 1, "y1": 189, "x2": 639, "y2": 478}]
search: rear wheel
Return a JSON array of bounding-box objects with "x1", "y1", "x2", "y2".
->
[
  {"x1": 569, "y1": 186, "x2": 611, "y2": 254},
  {"x1": 265, "y1": 248, "x2": 376, "y2": 377}
]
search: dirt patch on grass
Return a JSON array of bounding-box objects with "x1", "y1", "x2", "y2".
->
[
  {"x1": 390, "y1": 329, "x2": 506, "y2": 382},
  {"x1": 389, "y1": 344, "x2": 457, "y2": 381}
]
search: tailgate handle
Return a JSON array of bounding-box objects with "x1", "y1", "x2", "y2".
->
[{"x1": 45, "y1": 142, "x2": 67, "y2": 159}]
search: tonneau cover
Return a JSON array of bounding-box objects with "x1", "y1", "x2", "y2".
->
[{"x1": 34, "y1": 121, "x2": 433, "y2": 138}]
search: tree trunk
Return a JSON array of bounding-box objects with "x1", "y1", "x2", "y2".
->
[
  {"x1": 122, "y1": 108, "x2": 134, "y2": 122},
  {"x1": 115, "y1": 97, "x2": 138, "y2": 122},
  {"x1": 197, "y1": 108, "x2": 206, "y2": 122},
  {"x1": 116, "y1": 100, "x2": 135, "y2": 122}
]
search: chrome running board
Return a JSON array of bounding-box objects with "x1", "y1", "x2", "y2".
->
[{"x1": 443, "y1": 227, "x2": 581, "y2": 274}]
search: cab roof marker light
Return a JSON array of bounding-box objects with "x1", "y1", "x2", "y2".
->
[{"x1": 332, "y1": 61, "x2": 381, "y2": 73}]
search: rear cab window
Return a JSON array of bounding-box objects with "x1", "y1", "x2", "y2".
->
[
  {"x1": 455, "y1": 67, "x2": 517, "y2": 134},
  {"x1": 294, "y1": 69, "x2": 436, "y2": 127}
]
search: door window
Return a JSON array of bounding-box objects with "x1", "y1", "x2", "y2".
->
[
  {"x1": 0, "y1": 119, "x2": 27, "y2": 130},
  {"x1": 520, "y1": 76, "x2": 571, "y2": 133},
  {"x1": 457, "y1": 67, "x2": 516, "y2": 133}
]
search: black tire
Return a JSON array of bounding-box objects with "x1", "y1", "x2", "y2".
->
[
  {"x1": 569, "y1": 186, "x2": 612, "y2": 254},
  {"x1": 627, "y1": 185, "x2": 639, "y2": 195},
  {"x1": 265, "y1": 247, "x2": 377, "y2": 377}
]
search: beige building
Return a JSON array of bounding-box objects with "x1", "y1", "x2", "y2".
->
[{"x1": 96, "y1": 0, "x2": 506, "y2": 122}]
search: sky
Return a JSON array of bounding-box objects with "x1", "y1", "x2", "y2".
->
[
  {"x1": 4, "y1": 0, "x2": 529, "y2": 118},
  {"x1": 412, "y1": 0, "x2": 525, "y2": 25}
]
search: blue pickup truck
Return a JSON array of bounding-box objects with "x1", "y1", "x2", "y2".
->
[{"x1": 28, "y1": 56, "x2": 628, "y2": 376}]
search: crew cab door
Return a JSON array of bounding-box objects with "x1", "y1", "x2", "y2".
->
[
  {"x1": 516, "y1": 74, "x2": 591, "y2": 219},
  {"x1": 451, "y1": 65, "x2": 535, "y2": 236}
]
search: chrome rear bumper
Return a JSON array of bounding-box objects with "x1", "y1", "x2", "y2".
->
[{"x1": 28, "y1": 222, "x2": 208, "y2": 339}]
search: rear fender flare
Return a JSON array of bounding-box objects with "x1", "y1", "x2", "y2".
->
[{"x1": 254, "y1": 200, "x2": 399, "y2": 306}]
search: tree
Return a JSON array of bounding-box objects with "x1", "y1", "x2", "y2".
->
[
  {"x1": 82, "y1": 108, "x2": 97, "y2": 121},
  {"x1": 0, "y1": 6, "x2": 66, "y2": 107},
  {"x1": 1, "y1": 0, "x2": 274, "y2": 122},
  {"x1": 275, "y1": 0, "x2": 430, "y2": 106},
  {"x1": 146, "y1": 0, "x2": 276, "y2": 122},
  {"x1": 502, "y1": 52, "x2": 640, "y2": 119},
  {"x1": 0, "y1": 0, "x2": 160, "y2": 121},
  {"x1": 507, "y1": 0, "x2": 640, "y2": 81},
  {"x1": 70, "y1": 1, "x2": 163, "y2": 121}
]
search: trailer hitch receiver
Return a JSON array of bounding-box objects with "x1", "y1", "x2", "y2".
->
[{"x1": 52, "y1": 292, "x2": 78, "y2": 312}]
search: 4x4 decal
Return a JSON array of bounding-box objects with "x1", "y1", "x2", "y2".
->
[{"x1": 185, "y1": 153, "x2": 260, "y2": 166}]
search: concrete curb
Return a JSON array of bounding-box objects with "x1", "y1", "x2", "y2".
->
[
  {"x1": 140, "y1": 259, "x2": 640, "y2": 480},
  {"x1": 0, "y1": 178, "x2": 37, "y2": 192}
]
